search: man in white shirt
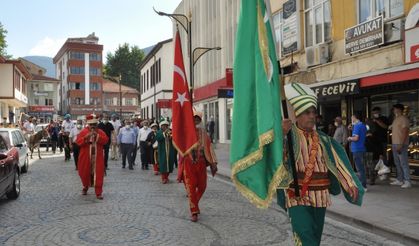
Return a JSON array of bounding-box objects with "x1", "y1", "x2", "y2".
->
[
  {"x1": 22, "y1": 116, "x2": 35, "y2": 141},
  {"x1": 61, "y1": 114, "x2": 75, "y2": 161},
  {"x1": 138, "y1": 120, "x2": 152, "y2": 170},
  {"x1": 69, "y1": 119, "x2": 83, "y2": 170}
]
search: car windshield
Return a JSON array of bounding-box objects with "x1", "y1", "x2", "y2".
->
[{"x1": 0, "y1": 131, "x2": 10, "y2": 146}]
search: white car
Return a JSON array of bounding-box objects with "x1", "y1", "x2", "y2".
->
[{"x1": 0, "y1": 128, "x2": 29, "y2": 173}]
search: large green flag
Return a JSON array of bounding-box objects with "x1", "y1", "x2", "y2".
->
[{"x1": 231, "y1": 0, "x2": 286, "y2": 208}]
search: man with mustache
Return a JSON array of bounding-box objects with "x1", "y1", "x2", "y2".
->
[{"x1": 278, "y1": 82, "x2": 364, "y2": 245}]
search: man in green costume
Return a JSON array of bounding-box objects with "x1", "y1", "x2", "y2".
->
[
  {"x1": 278, "y1": 82, "x2": 365, "y2": 246},
  {"x1": 156, "y1": 120, "x2": 177, "y2": 184}
]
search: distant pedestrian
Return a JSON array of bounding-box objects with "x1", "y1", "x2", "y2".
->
[
  {"x1": 110, "y1": 114, "x2": 121, "y2": 160},
  {"x1": 47, "y1": 120, "x2": 59, "y2": 154},
  {"x1": 207, "y1": 116, "x2": 215, "y2": 143},
  {"x1": 147, "y1": 123, "x2": 159, "y2": 175},
  {"x1": 390, "y1": 104, "x2": 411, "y2": 188},
  {"x1": 348, "y1": 113, "x2": 368, "y2": 190},
  {"x1": 69, "y1": 119, "x2": 83, "y2": 170},
  {"x1": 156, "y1": 121, "x2": 177, "y2": 183},
  {"x1": 138, "y1": 120, "x2": 152, "y2": 170},
  {"x1": 333, "y1": 116, "x2": 348, "y2": 146},
  {"x1": 117, "y1": 119, "x2": 136, "y2": 170},
  {"x1": 76, "y1": 114, "x2": 108, "y2": 199},
  {"x1": 61, "y1": 114, "x2": 75, "y2": 161},
  {"x1": 98, "y1": 115, "x2": 114, "y2": 171}
]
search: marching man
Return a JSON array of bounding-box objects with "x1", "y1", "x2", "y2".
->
[{"x1": 76, "y1": 114, "x2": 109, "y2": 200}]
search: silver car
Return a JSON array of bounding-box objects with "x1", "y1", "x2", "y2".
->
[{"x1": 0, "y1": 128, "x2": 29, "y2": 173}]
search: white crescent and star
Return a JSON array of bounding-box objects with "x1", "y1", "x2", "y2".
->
[{"x1": 175, "y1": 92, "x2": 189, "y2": 107}]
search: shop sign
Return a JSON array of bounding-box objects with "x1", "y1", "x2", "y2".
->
[
  {"x1": 282, "y1": 0, "x2": 300, "y2": 56},
  {"x1": 405, "y1": 27, "x2": 419, "y2": 63},
  {"x1": 34, "y1": 91, "x2": 49, "y2": 96},
  {"x1": 29, "y1": 106, "x2": 55, "y2": 112},
  {"x1": 157, "y1": 99, "x2": 172, "y2": 109},
  {"x1": 218, "y1": 88, "x2": 234, "y2": 98},
  {"x1": 313, "y1": 80, "x2": 359, "y2": 99},
  {"x1": 344, "y1": 16, "x2": 384, "y2": 55}
]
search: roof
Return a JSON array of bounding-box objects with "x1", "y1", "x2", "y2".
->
[
  {"x1": 1, "y1": 59, "x2": 32, "y2": 80},
  {"x1": 102, "y1": 78, "x2": 139, "y2": 94},
  {"x1": 139, "y1": 38, "x2": 172, "y2": 69},
  {"x1": 31, "y1": 74, "x2": 59, "y2": 82}
]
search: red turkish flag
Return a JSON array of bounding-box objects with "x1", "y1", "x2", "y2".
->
[{"x1": 172, "y1": 31, "x2": 198, "y2": 156}]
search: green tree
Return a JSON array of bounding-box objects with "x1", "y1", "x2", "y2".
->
[
  {"x1": 105, "y1": 43, "x2": 144, "y2": 91},
  {"x1": 0, "y1": 22, "x2": 9, "y2": 57}
]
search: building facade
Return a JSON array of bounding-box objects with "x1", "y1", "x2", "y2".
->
[
  {"x1": 174, "y1": 0, "x2": 240, "y2": 143},
  {"x1": 53, "y1": 33, "x2": 104, "y2": 119},
  {"x1": 0, "y1": 56, "x2": 31, "y2": 125},
  {"x1": 139, "y1": 39, "x2": 174, "y2": 121},
  {"x1": 270, "y1": 0, "x2": 419, "y2": 178},
  {"x1": 102, "y1": 78, "x2": 140, "y2": 118},
  {"x1": 20, "y1": 58, "x2": 59, "y2": 122}
]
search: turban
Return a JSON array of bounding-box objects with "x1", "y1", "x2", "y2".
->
[{"x1": 284, "y1": 82, "x2": 317, "y2": 117}]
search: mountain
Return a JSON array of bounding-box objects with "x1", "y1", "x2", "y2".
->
[
  {"x1": 22, "y1": 56, "x2": 55, "y2": 78},
  {"x1": 142, "y1": 45, "x2": 155, "y2": 56}
]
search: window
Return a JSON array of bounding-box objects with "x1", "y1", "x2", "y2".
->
[
  {"x1": 125, "y1": 98, "x2": 133, "y2": 106},
  {"x1": 74, "y1": 97, "x2": 84, "y2": 105},
  {"x1": 91, "y1": 83, "x2": 100, "y2": 91},
  {"x1": 304, "y1": 0, "x2": 331, "y2": 47},
  {"x1": 272, "y1": 11, "x2": 283, "y2": 57},
  {"x1": 70, "y1": 52, "x2": 84, "y2": 60},
  {"x1": 70, "y1": 67, "x2": 84, "y2": 75},
  {"x1": 105, "y1": 98, "x2": 112, "y2": 105},
  {"x1": 34, "y1": 98, "x2": 39, "y2": 105},
  {"x1": 358, "y1": 0, "x2": 403, "y2": 23},
  {"x1": 45, "y1": 99, "x2": 53, "y2": 105},
  {"x1": 90, "y1": 68, "x2": 100, "y2": 76},
  {"x1": 90, "y1": 97, "x2": 100, "y2": 105},
  {"x1": 89, "y1": 53, "x2": 101, "y2": 61},
  {"x1": 0, "y1": 137, "x2": 7, "y2": 151}
]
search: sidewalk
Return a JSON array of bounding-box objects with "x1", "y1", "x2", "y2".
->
[{"x1": 212, "y1": 143, "x2": 419, "y2": 246}]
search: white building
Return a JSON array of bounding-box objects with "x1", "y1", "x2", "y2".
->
[
  {"x1": 174, "y1": 0, "x2": 240, "y2": 143},
  {"x1": 0, "y1": 56, "x2": 31, "y2": 125},
  {"x1": 139, "y1": 39, "x2": 173, "y2": 121}
]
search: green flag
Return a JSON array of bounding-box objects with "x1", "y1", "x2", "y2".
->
[{"x1": 231, "y1": 0, "x2": 286, "y2": 208}]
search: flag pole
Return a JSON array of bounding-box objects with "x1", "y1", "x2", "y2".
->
[{"x1": 264, "y1": 0, "x2": 300, "y2": 197}]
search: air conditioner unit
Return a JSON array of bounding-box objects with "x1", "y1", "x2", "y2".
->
[
  {"x1": 305, "y1": 44, "x2": 329, "y2": 67},
  {"x1": 384, "y1": 19, "x2": 404, "y2": 44}
]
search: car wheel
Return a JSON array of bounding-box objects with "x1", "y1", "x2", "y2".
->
[
  {"x1": 21, "y1": 155, "x2": 29, "y2": 173},
  {"x1": 6, "y1": 169, "x2": 20, "y2": 199}
]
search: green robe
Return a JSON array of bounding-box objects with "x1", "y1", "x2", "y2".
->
[{"x1": 156, "y1": 130, "x2": 177, "y2": 173}]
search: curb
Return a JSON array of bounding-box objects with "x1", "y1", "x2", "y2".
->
[{"x1": 210, "y1": 170, "x2": 419, "y2": 246}]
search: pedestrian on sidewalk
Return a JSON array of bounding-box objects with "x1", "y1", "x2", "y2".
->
[
  {"x1": 156, "y1": 120, "x2": 177, "y2": 184},
  {"x1": 110, "y1": 114, "x2": 121, "y2": 161},
  {"x1": 278, "y1": 83, "x2": 364, "y2": 245},
  {"x1": 348, "y1": 113, "x2": 368, "y2": 190},
  {"x1": 48, "y1": 120, "x2": 59, "y2": 154},
  {"x1": 98, "y1": 114, "x2": 114, "y2": 172},
  {"x1": 131, "y1": 119, "x2": 140, "y2": 167},
  {"x1": 147, "y1": 123, "x2": 159, "y2": 175},
  {"x1": 69, "y1": 119, "x2": 83, "y2": 170},
  {"x1": 183, "y1": 111, "x2": 217, "y2": 222},
  {"x1": 117, "y1": 119, "x2": 136, "y2": 170},
  {"x1": 76, "y1": 114, "x2": 109, "y2": 200},
  {"x1": 333, "y1": 116, "x2": 348, "y2": 147},
  {"x1": 390, "y1": 104, "x2": 411, "y2": 188}
]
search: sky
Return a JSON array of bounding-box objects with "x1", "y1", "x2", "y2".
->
[{"x1": 1, "y1": 0, "x2": 182, "y2": 60}]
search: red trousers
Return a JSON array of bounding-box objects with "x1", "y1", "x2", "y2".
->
[
  {"x1": 153, "y1": 163, "x2": 159, "y2": 175},
  {"x1": 183, "y1": 157, "x2": 207, "y2": 215}
]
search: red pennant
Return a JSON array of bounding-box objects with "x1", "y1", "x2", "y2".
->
[{"x1": 171, "y1": 31, "x2": 198, "y2": 156}]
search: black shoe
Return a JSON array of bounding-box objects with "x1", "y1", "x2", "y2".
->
[
  {"x1": 122, "y1": 166, "x2": 126, "y2": 169},
  {"x1": 129, "y1": 166, "x2": 134, "y2": 170}
]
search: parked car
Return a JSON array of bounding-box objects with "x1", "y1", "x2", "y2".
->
[
  {"x1": 34, "y1": 124, "x2": 49, "y2": 147},
  {"x1": 0, "y1": 134, "x2": 20, "y2": 199},
  {"x1": 0, "y1": 128, "x2": 29, "y2": 173}
]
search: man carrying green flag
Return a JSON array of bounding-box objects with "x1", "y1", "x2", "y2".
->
[{"x1": 232, "y1": 0, "x2": 365, "y2": 245}]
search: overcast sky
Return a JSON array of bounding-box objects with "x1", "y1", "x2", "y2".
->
[{"x1": 1, "y1": 0, "x2": 182, "y2": 60}]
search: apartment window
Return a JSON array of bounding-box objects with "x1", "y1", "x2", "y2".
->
[
  {"x1": 147, "y1": 70, "x2": 149, "y2": 91},
  {"x1": 90, "y1": 68, "x2": 100, "y2": 76},
  {"x1": 151, "y1": 104, "x2": 154, "y2": 118},
  {"x1": 34, "y1": 98, "x2": 39, "y2": 105},
  {"x1": 105, "y1": 98, "x2": 112, "y2": 106},
  {"x1": 70, "y1": 52, "x2": 84, "y2": 60},
  {"x1": 125, "y1": 98, "x2": 133, "y2": 106},
  {"x1": 89, "y1": 53, "x2": 101, "y2": 61},
  {"x1": 91, "y1": 83, "x2": 100, "y2": 91},
  {"x1": 158, "y1": 59, "x2": 161, "y2": 83},
  {"x1": 90, "y1": 97, "x2": 100, "y2": 105},
  {"x1": 304, "y1": 0, "x2": 331, "y2": 47},
  {"x1": 75, "y1": 98, "x2": 82, "y2": 105},
  {"x1": 358, "y1": 0, "x2": 403, "y2": 23},
  {"x1": 70, "y1": 67, "x2": 84, "y2": 75},
  {"x1": 273, "y1": 11, "x2": 283, "y2": 57},
  {"x1": 45, "y1": 99, "x2": 53, "y2": 106}
]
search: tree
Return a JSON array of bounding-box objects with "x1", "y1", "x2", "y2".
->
[
  {"x1": 105, "y1": 43, "x2": 145, "y2": 91},
  {"x1": 0, "y1": 22, "x2": 9, "y2": 57}
]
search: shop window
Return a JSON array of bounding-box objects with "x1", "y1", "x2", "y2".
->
[
  {"x1": 358, "y1": 0, "x2": 403, "y2": 23},
  {"x1": 304, "y1": 0, "x2": 331, "y2": 47},
  {"x1": 272, "y1": 11, "x2": 283, "y2": 57}
]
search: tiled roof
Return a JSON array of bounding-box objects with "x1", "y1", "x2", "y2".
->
[
  {"x1": 31, "y1": 74, "x2": 59, "y2": 82},
  {"x1": 102, "y1": 78, "x2": 139, "y2": 94}
]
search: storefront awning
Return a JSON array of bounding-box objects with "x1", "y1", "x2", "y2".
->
[{"x1": 360, "y1": 67, "x2": 419, "y2": 87}]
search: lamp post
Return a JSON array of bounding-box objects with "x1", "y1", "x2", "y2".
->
[
  {"x1": 153, "y1": 7, "x2": 221, "y2": 103},
  {"x1": 118, "y1": 74, "x2": 122, "y2": 118}
]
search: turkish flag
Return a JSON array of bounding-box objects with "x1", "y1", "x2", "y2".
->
[{"x1": 171, "y1": 31, "x2": 198, "y2": 156}]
